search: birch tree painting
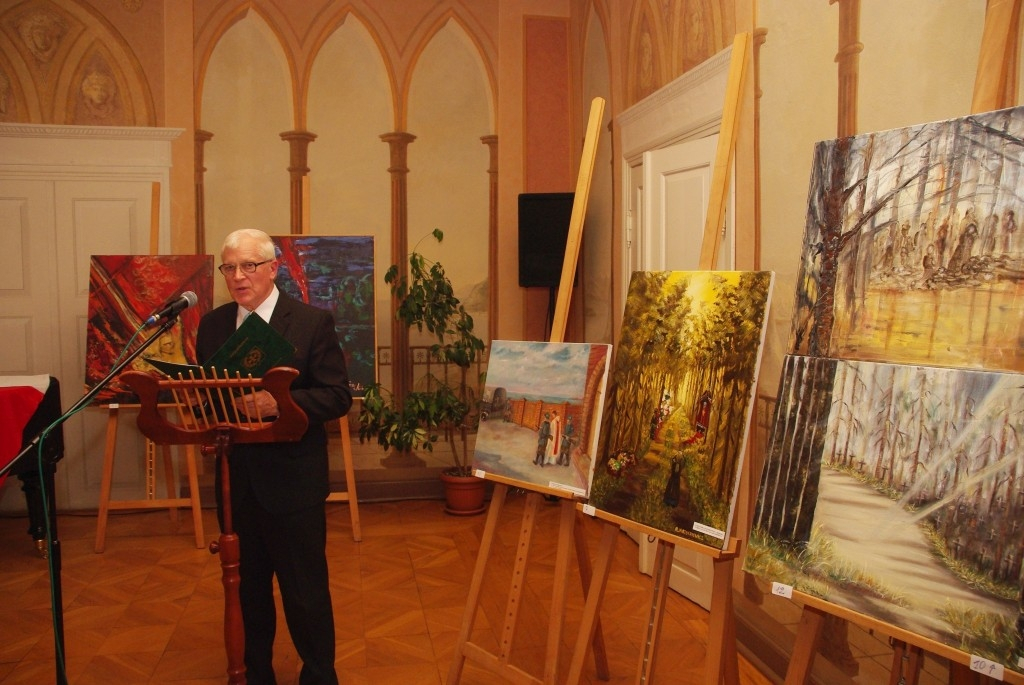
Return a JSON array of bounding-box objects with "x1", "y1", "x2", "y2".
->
[{"x1": 747, "y1": 355, "x2": 1024, "y2": 670}]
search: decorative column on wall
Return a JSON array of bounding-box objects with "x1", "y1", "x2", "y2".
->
[
  {"x1": 280, "y1": 130, "x2": 317, "y2": 234},
  {"x1": 381, "y1": 131, "x2": 416, "y2": 403},
  {"x1": 481, "y1": 134, "x2": 498, "y2": 344},
  {"x1": 832, "y1": 0, "x2": 862, "y2": 138},
  {"x1": 194, "y1": 129, "x2": 214, "y2": 254}
]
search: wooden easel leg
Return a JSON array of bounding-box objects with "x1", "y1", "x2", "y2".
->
[
  {"x1": 543, "y1": 498, "x2": 576, "y2": 684},
  {"x1": 94, "y1": 407, "x2": 119, "y2": 553},
  {"x1": 567, "y1": 521, "x2": 619, "y2": 684},
  {"x1": 340, "y1": 421, "x2": 361, "y2": 541},
  {"x1": 572, "y1": 512, "x2": 610, "y2": 680},
  {"x1": 636, "y1": 539, "x2": 674, "y2": 685},
  {"x1": 446, "y1": 483, "x2": 508, "y2": 684},
  {"x1": 160, "y1": 441, "x2": 179, "y2": 523},
  {"x1": 184, "y1": 444, "x2": 205, "y2": 549},
  {"x1": 783, "y1": 605, "x2": 827, "y2": 685},
  {"x1": 497, "y1": 491, "x2": 541, "y2": 665},
  {"x1": 704, "y1": 555, "x2": 739, "y2": 685},
  {"x1": 326, "y1": 417, "x2": 362, "y2": 542},
  {"x1": 888, "y1": 639, "x2": 925, "y2": 685}
]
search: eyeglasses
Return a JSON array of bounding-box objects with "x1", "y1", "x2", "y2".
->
[{"x1": 218, "y1": 259, "x2": 272, "y2": 276}]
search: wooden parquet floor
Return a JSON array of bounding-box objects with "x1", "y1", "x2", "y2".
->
[{"x1": 0, "y1": 491, "x2": 774, "y2": 684}]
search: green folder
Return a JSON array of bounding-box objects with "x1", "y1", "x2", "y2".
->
[{"x1": 145, "y1": 313, "x2": 296, "y2": 379}]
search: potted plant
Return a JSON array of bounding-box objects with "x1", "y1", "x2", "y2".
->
[{"x1": 358, "y1": 229, "x2": 488, "y2": 514}]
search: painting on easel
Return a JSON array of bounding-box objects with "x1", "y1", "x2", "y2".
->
[
  {"x1": 271, "y1": 235, "x2": 375, "y2": 396},
  {"x1": 472, "y1": 340, "x2": 612, "y2": 497},
  {"x1": 746, "y1": 354, "x2": 1024, "y2": 672},
  {"x1": 588, "y1": 270, "x2": 774, "y2": 549},
  {"x1": 747, "y1": 106, "x2": 1024, "y2": 674},
  {"x1": 85, "y1": 255, "x2": 214, "y2": 405},
  {"x1": 790, "y1": 105, "x2": 1024, "y2": 373}
]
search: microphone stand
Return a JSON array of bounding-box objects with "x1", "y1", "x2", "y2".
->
[{"x1": 1, "y1": 314, "x2": 183, "y2": 685}]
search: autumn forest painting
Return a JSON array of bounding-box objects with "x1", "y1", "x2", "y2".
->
[
  {"x1": 790, "y1": 106, "x2": 1024, "y2": 372},
  {"x1": 589, "y1": 270, "x2": 773, "y2": 549}
]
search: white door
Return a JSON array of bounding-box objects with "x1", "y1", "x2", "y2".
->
[
  {"x1": 634, "y1": 133, "x2": 734, "y2": 610},
  {"x1": 0, "y1": 178, "x2": 155, "y2": 511},
  {"x1": 641, "y1": 134, "x2": 732, "y2": 272}
]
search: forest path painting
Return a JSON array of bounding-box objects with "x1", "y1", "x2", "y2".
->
[
  {"x1": 590, "y1": 270, "x2": 773, "y2": 549},
  {"x1": 748, "y1": 106, "x2": 1024, "y2": 674},
  {"x1": 813, "y1": 468, "x2": 1014, "y2": 644},
  {"x1": 746, "y1": 354, "x2": 1024, "y2": 670}
]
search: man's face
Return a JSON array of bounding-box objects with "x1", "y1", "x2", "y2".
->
[{"x1": 220, "y1": 238, "x2": 278, "y2": 311}]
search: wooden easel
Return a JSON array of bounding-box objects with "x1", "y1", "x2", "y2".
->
[
  {"x1": 781, "y1": 6, "x2": 1024, "y2": 683},
  {"x1": 120, "y1": 366, "x2": 309, "y2": 685},
  {"x1": 567, "y1": 32, "x2": 751, "y2": 685},
  {"x1": 94, "y1": 181, "x2": 205, "y2": 552},
  {"x1": 296, "y1": 186, "x2": 362, "y2": 542},
  {"x1": 567, "y1": 513, "x2": 741, "y2": 685},
  {"x1": 326, "y1": 410, "x2": 362, "y2": 541},
  {"x1": 446, "y1": 95, "x2": 607, "y2": 685},
  {"x1": 781, "y1": 593, "x2": 1024, "y2": 685}
]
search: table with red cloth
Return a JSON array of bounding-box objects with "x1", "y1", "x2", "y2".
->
[{"x1": 0, "y1": 375, "x2": 64, "y2": 545}]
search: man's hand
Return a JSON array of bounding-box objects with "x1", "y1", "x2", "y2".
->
[{"x1": 234, "y1": 389, "x2": 279, "y2": 419}]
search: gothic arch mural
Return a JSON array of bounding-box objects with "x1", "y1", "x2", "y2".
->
[
  {"x1": 406, "y1": 18, "x2": 492, "y2": 339},
  {"x1": 200, "y1": 9, "x2": 293, "y2": 256},
  {"x1": 626, "y1": 0, "x2": 669, "y2": 106},
  {"x1": 0, "y1": 0, "x2": 153, "y2": 125},
  {"x1": 306, "y1": 10, "x2": 393, "y2": 352}
]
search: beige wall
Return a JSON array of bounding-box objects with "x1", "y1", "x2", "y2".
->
[{"x1": 756, "y1": 0, "x2": 992, "y2": 398}]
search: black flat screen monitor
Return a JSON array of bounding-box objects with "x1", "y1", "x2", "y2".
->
[{"x1": 518, "y1": 192, "x2": 575, "y2": 288}]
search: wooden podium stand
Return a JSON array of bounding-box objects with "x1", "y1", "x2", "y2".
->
[{"x1": 121, "y1": 367, "x2": 309, "y2": 685}]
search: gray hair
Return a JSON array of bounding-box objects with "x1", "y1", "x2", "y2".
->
[{"x1": 221, "y1": 228, "x2": 276, "y2": 260}]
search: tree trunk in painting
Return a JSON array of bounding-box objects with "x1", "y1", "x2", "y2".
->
[{"x1": 754, "y1": 355, "x2": 837, "y2": 546}]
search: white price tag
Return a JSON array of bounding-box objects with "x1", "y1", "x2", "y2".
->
[
  {"x1": 582, "y1": 504, "x2": 596, "y2": 516},
  {"x1": 969, "y1": 655, "x2": 1004, "y2": 680},
  {"x1": 770, "y1": 582, "x2": 793, "y2": 599},
  {"x1": 473, "y1": 469, "x2": 486, "y2": 478}
]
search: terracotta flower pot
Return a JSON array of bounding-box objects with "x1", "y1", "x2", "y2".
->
[{"x1": 439, "y1": 470, "x2": 487, "y2": 516}]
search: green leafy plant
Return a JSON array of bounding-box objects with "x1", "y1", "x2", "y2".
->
[{"x1": 358, "y1": 229, "x2": 486, "y2": 476}]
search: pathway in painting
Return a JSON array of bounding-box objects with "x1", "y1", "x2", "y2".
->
[{"x1": 813, "y1": 468, "x2": 1014, "y2": 643}]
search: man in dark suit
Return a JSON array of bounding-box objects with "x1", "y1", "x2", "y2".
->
[{"x1": 196, "y1": 228, "x2": 352, "y2": 685}]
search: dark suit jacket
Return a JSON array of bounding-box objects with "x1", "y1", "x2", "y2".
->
[{"x1": 196, "y1": 292, "x2": 352, "y2": 514}]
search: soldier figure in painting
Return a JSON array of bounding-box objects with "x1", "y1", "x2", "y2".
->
[
  {"x1": 558, "y1": 415, "x2": 574, "y2": 466},
  {"x1": 684, "y1": 390, "x2": 713, "y2": 445},
  {"x1": 535, "y1": 412, "x2": 552, "y2": 466}
]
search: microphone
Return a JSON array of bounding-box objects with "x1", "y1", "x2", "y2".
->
[{"x1": 145, "y1": 291, "x2": 198, "y2": 325}]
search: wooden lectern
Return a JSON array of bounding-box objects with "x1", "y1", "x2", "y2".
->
[{"x1": 120, "y1": 367, "x2": 309, "y2": 685}]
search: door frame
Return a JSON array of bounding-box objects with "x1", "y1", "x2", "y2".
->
[{"x1": 614, "y1": 46, "x2": 735, "y2": 609}]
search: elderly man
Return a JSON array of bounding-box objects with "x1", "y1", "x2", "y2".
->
[{"x1": 197, "y1": 228, "x2": 351, "y2": 685}]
